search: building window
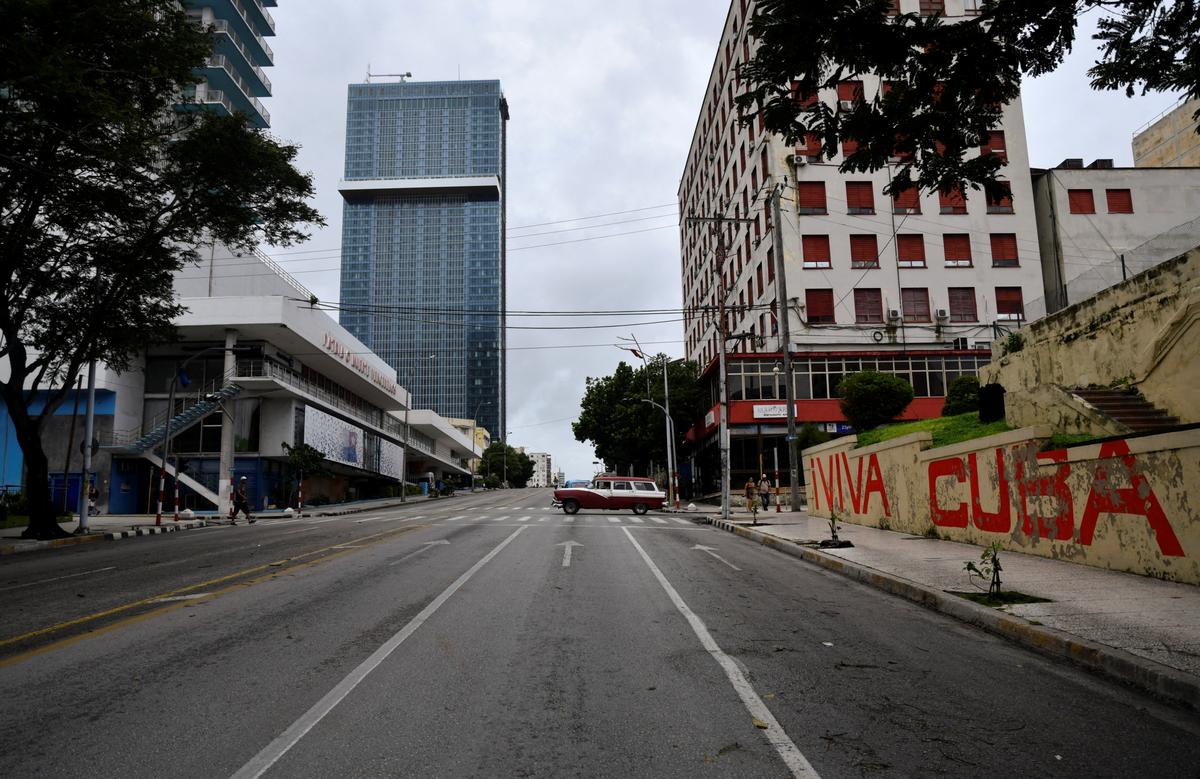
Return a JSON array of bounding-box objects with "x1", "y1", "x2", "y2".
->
[
  {"x1": 964, "y1": 0, "x2": 983, "y2": 14},
  {"x1": 846, "y1": 181, "x2": 875, "y2": 214},
  {"x1": 943, "y1": 234, "x2": 973, "y2": 267},
  {"x1": 799, "y1": 132, "x2": 822, "y2": 160},
  {"x1": 1106, "y1": 188, "x2": 1134, "y2": 213},
  {"x1": 980, "y1": 130, "x2": 1007, "y2": 163},
  {"x1": 1067, "y1": 189, "x2": 1095, "y2": 214},
  {"x1": 939, "y1": 186, "x2": 967, "y2": 214},
  {"x1": 755, "y1": 264, "x2": 764, "y2": 297},
  {"x1": 919, "y1": 0, "x2": 946, "y2": 13},
  {"x1": 901, "y1": 288, "x2": 931, "y2": 322},
  {"x1": 986, "y1": 181, "x2": 1014, "y2": 214},
  {"x1": 837, "y1": 81, "x2": 864, "y2": 108},
  {"x1": 948, "y1": 287, "x2": 978, "y2": 322},
  {"x1": 802, "y1": 235, "x2": 832, "y2": 268},
  {"x1": 842, "y1": 136, "x2": 860, "y2": 157},
  {"x1": 990, "y1": 233, "x2": 1019, "y2": 267},
  {"x1": 850, "y1": 234, "x2": 880, "y2": 268},
  {"x1": 893, "y1": 185, "x2": 921, "y2": 214},
  {"x1": 996, "y1": 287, "x2": 1025, "y2": 321},
  {"x1": 854, "y1": 288, "x2": 884, "y2": 323},
  {"x1": 791, "y1": 81, "x2": 818, "y2": 111},
  {"x1": 897, "y1": 234, "x2": 927, "y2": 267},
  {"x1": 797, "y1": 182, "x2": 828, "y2": 214},
  {"x1": 806, "y1": 289, "x2": 836, "y2": 324}
]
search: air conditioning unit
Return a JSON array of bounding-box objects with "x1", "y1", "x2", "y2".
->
[
  {"x1": 794, "y1": 157, "x2": 807, "y2": 167},
  {"x1": 839, "y1": 99, "x2": 856, "y2": 111},
  {"x1": 887, "y1": 155, "x2": 903, "y2": 163},
  {"x1": 886, "y1": 308, "x2": 902, "y2": 323},
  {"x1": 935, "y1": 309, "x2": 950, "y2": 321}
]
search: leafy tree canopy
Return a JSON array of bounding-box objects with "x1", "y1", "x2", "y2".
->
[
  {"x1": 837, "y1": 370, "x2": 915, "y2": 432},
  {"x1": 572, "y1": 356, "x2": 705, "y2": 476},
  {"x1": 1, "y1": 0, "x2": 324, "y2": 538},
  {"x1": 480, "y1": 443, "x2": 534, "y2": 487},
  {"x1": 737, "y1": 0, "x2": 1199, "y2": 199}
]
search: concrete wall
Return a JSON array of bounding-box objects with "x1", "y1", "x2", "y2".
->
[
  {"x1": 982, "y1": 248, "x2": 1200, "y2": 425},
  {"x1": 1133, "y1": 98, "x2": 1200, "y2": 168},
  {"x1": 803, "y1": 427, "x2": 1200, "y2": 584}
]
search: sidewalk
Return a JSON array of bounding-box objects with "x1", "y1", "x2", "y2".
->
[
  {"x1": 0, "y1": 493, "x2": 446, "y2": 555},
  {"x1": 696, "y1": 508, "x2": 1200, "y2": 711}
]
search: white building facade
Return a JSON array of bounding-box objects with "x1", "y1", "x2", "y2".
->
[{"x1": 528, "y1": 452, "x2": 553, "y2": 488}]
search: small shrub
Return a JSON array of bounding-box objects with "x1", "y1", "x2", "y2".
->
[
  {"x1": 941, "y1": 376, "x2": 980, "y2": 417},
  {"x1": 837, "y1": 371, "x2": 915, "y2": 433},
  {"x1": 1004, "y1": 331, "x2": 1025, "y2": 354}
]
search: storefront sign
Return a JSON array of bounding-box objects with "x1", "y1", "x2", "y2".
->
[
  {"x1": 323, "y1": 333, "x2": 398, "y2": 396},
  {"x1": 753, "y1": 404, "x2": 792, "y2": 420}
]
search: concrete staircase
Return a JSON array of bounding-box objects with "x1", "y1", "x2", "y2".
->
[{"x1": 1070, "y1": 388, "x2": 1180, "y2": 434}]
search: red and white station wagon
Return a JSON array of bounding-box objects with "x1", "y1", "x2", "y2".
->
[{"x1": 552, "y1": 475, "x2": 666, "y2": 515}]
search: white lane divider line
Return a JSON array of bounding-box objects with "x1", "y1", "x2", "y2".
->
[
  {"x1": 516, "y1": 516, "x2": 531, "y2": 522},
  {"x1": 629, "y1": 517, "x2": 645, "y2": 524},
  {"x1": 621, "y1": 528, "x2": 819, "y2": 778},
  {"x1": 557, "y1": 540, "x2": 582, "y2": 567},
  {"x1": 607, "y1": 517, "x2": 622, "y2": 524},
  {"x1": 389, "y1": 540, "x2": 450, "y2": 565},
  {"x1": 399, "y1": 515, "x2": 425, "y2": 523},
  {"x1": 492, "y1": 516, "x2": 508, "y2": 522},
  {"x1": 355, "y1": 517, "x2": 380, "y2": 523},
  {"x1": 692, "y1": 545, "x2": 742, "y2": 571},
  {"x1": 650, "y1": 517, "x2": 668, "y2": 525},
  {"x1": 445, "y1": 515, "x2": 467, "y2": 522},
  {"x1": 537, "y1": 517, "x2": 548, "y2": 522},
  {"x1": 0, "y1": 566, "x2": 117, "y2": 593},
  {"x1": 282, "y1": 527, "x2": 317, "y2": 536},
  {"x1": 232, "y1": 526, "x2": 529, "y2": 779}
]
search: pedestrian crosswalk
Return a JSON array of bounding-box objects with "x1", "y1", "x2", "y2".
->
[{"x1": 247, "y1": 509, "x2": 697, "y2": 529}]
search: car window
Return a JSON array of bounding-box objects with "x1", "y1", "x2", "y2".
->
[
  {"x1": 613, "y1": 482, "x2": 631, "y2": 491},
  {"x1": 636, "y1": 482, "x2": 659, "y2": 492},
  {"x1": 595, "y1": 480, "x2": 611, "y2": 490}
]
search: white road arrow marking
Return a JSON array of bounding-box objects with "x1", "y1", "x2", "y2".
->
[
  {"x1": 692, "y1": 545, "x2": 742, "y2": 571},
  {"x1": 390, "y1": 540, "x2": 451, "y2": 565},
  {"x1": 557, "y1": 540, "x2": 583, "y2": 567}
]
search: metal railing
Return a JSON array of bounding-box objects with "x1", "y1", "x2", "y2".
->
[
  {"x1": 106, "y1": 369, "x2": 237, "y2": 448},
  {"x1": 250, "y1": 246, "x2": 314, "y2": 299},
  {"x1": 206, "y1": 20, "x2": 272, "y2": 92},
  {"x1": 205, "y1": 55, "x2": 271, "y2": 126}
]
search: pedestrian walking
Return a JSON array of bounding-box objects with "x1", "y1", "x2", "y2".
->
[
  {"x1": 231, "y1": 476, "x2": 255, "y2": 525},
  {"x1": 757, "y1": 474, "x2": 772, "y2": 511},
  {"x1": 87, "y1": 484, "x2": 100, "y2": 516},
  {"x1": 744, "y1": 477, "x2": 756, "y2": 509}
]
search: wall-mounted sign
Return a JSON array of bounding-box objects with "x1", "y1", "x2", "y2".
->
[
  {"x1": 704, "y1": 410, "x2": 716, "y2": 428},
  {"x1": 323, "y1": 333, "x2": 398, "y2": 396},
  {"x1": 753, "y1": 404, "x2": 793, "y2": 420}
]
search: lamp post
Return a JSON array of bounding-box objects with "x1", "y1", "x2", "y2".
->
[
  {"x1": 502, "y1": 430, "x2": 513, "y2": 488},
  {"x1": 469, "y1": 400, "x2": 489, "y2": 492},
  {"x1": 634, "y1": 397, "x2": 679, "y2": 510},
  {"x1": 399, "y1": 353, "x2": 436, "y2": 502}
]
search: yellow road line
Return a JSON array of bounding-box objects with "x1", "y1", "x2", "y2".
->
[{"x1": 0, "y1": 525, "x2": 424, "y2": 650}]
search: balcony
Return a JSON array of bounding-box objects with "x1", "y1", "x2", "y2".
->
[
  {"x1": 206, "y1": 0, "x2": 275, "y2": 63},
  {"x1": 203, "y1": 55, "x2": 271, "y2": 127},
  {"x1": 207, "y1": 20, "x2": 272, "y2": 94}
]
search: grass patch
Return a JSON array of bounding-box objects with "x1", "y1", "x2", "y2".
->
[
  {"x1": 854, "y1": 413, "x2": 1010, "y2": 449},
  {"x1": 1045, "y1": 433, "x2": 1096, "y2": 450},
  {"x1": 0, "y1": 515, "x2": 71, "y2": 530},
  {"x1": 946, "y1": 590, "x2": 1053, "y2": 607}
]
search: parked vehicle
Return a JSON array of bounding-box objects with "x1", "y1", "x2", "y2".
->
[{"x1": 552, "y1": 475, "x2": 665, "y2": 515}]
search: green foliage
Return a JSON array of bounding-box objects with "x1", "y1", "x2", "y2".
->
[
  {"x1": 1004, "y1": 332, "x2": 1025, "y2": 354},
  {"x1": 573, "y1": 356, "x2": 705, "y2": 475},
  {"x1": 837, "y1": 371, "x2": 914, "y2": 433},
  {"x1": 736, "y1": 1, "x2": 1198, "y2": 199},
  {"x1": 480, "y1": 443, "x2": 534, "y2": 487},
  {"x1": 1, "y1": 0, "x2": 323, "y2": 538},
  {"x1": 941, "y1": 376, "x2": 981, "y2": 417},
  {"x1": 794, "y1": 423, "x2": 831, "y2": 454},
  {"x1": 282, "y1": 442, "x2": 332, "y2": 479},
  {"x1": 964, "y1": 542, "x2": 1004, "y2": 595},
  {"x1": 854, "y1": 412, "x2": 1010, "y2": 449}
]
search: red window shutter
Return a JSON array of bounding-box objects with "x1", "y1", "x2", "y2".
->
[
  {"x1": 854, "y1": 289, "x2": 883, "y2": 323},
  {"x1": 943, "y1": 234, "x2": 972, "y2": 264},
  {"x1": 849, "y1": 234, "x2": 879, "y2": 266},
  {"x1": 893, "y1": 185, "x2": 920, "y2": 212},
  {"x1": 1106, "y1": 189, "x2": 1133, "y2": 213},
  {"x1": 791, "y1": 81, "x2": 817, "y2": 110},
  {"x1": 897, "y1": 234, "x2": 926, "y2": 265},
  {"x1": 806, "y1": 290, "x2": 835, "y2": 323},
  {"x1": 755, "y1": 264, "x2": 764, "y2": 297},
  {"x1": 901, "y1": 288, "x2": 931, "y2": 322},
  {"x1": 842, "y1": 137, "x2": 859, "y2": 156},
  {"x1": 947, "y1": 287, "x2": 977, "y2": 322},
  {"x1": 767, "y1": 247, "x2": 774, "y2": 282},
  {"x1": 797, "y1": 182, "x2": 827, "y2": 213},
  {"x1": 919, "y1": 0, "x2": 946, "y2": 13},
  {"x1": 800, "y1": 133, "x2": 822, "y2": 159},
  {"x1": 846, "y1": 182, "x2": 875, "y2": 212},
  {"x1": 939, "y1": 186, "x2": 966, "y2": 214},
  {"x1": 802, "y1": 235, "x2": 832, "y2": 266},
  {"x1": 1067, "y1": 189, "x2": 1095, "y2": 214},
  {"x1": 996, "y1": 287, "x2": 1025, "y2": 317},
  {"x1": 981, "y1": 130, "x2": 1007, "y2": 162},
  {"x1": 990, "y1": 233, "x2": 1019, "y2": 266},
  {"x1": 987, "y1": 181, "x2": 1014, "y2": 213},
  {"x1": 837, "y1": 81, "x2": 863, "y2": 103}
]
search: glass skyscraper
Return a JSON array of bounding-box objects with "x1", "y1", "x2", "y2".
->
[{"x1": 338, "y1": 79, "x2": 507, "y2": 440}]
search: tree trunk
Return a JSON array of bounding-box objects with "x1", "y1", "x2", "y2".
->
[{"x1": 13, "y1": 417, "x2": 69, "y2": 540}]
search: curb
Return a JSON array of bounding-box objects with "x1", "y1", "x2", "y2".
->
[
  {"x1": 701, "y1": 516, "x2": 1200, "y2": 713},
  {"x1": 105, "y1": 520, "x2": 208, "y2": 540},
  {"x1": 0, "y1": 520, "x2": 210, "y2": 555}
]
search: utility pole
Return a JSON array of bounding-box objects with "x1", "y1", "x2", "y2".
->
[
  {"x1": 686, "y1": 214, "x2": 755, "y2": 521},
  {"x1": 770, "y1": 183, "x2": 801, "y2": 511},
  {"x1": 78, "y1": 362, "x2": 97, "y2": 533}
]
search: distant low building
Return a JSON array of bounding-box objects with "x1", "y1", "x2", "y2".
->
[
  {"x1": 528, "y1": 452, "x2": 553, "y2": 488},
  {"x1": 1132, "y1": 98, "x2": 1200, "y2": 168}
]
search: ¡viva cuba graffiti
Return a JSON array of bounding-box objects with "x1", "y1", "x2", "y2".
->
[{"x1": 811, "y1": 440, "x2": 1184, "y2": 557}]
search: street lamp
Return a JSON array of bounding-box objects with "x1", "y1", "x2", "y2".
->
[
  {"x1": 156, "y1": 344, "x2": 252, "y2": 526},
  {"x1": 469, "y1": 400, "x2": 489, "y2": 492},
  {"x1": 399, "y1": 353, "x2": 435, "y2": 502},
  {"x1": 502, "y1": 430, "x2": 513, "y2": 488}
]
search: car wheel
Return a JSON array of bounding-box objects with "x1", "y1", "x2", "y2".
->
[
  {"x1": 563, "y1": 499, "x2": 580, "y2": 515},
  {"x1": 632, "y1": 502, "x2": 648, "y2": 515}
]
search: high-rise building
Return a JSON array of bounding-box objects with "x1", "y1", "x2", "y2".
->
[
  {"x1": 677, "y1": 0, "x2": 1045, "y2": 489},
  {"x1": 180, "y1": 0, "x2": 277, "y2": 129},
  {"x1": 338, "y1": 79, "x2": 508, "y2": 440},
  {"x1": 1133, "y1": 98, "x2": 1200, "y2": 168}
]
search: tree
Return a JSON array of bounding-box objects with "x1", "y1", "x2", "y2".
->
[
  {"x1": 480, "y1": 443, "x2": 533, "y2": 488},
  {"x1": 737, "y1": 1, "x2": 1199, "y2": 199},
  {"x1": 837, "y1": 371, "x2": 915, "y2": 432},
  {"x1": 942, "y1": 376, "x2": 981, "y2": 417},
  {"x1": 1, "y1": 1, "x2": 323, "y2": 538},
  {"x1": 572, "y1": 357, "x2": 705, "y2": 476},
  {"x1": 281, "y1": 442, "x2": 331, "y2": 507}
]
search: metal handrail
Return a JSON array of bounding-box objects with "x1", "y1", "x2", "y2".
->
[
  {"x1": 206, "y1": 20, "x2": 273, "y2": 92},
  {"x1": 251, "y1": 247, "x2": 314, "y2": 299}
]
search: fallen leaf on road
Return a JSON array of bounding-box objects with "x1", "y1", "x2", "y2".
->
[
  {"x1": 821, "y1": 641, "x2": 834, "y2": 647},
  {"x1": 764, "y1": 693, "x2": 776, "y2": 700},
  {"x1": 752, "y1": 717, "x2": 769, "y2": 730}
]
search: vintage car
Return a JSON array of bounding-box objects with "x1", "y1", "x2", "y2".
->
[{"x1": 552, "y1": 475, "x2": 666, "y2": 515}]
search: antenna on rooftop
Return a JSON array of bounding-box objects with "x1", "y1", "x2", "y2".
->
[{"x1": 366, "y1": 69, "x2": 413, "y2": 83}]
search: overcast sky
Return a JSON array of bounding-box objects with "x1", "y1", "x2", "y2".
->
[{"x1": 262, "y1": 1, "x2": 1184, "y2": 481}]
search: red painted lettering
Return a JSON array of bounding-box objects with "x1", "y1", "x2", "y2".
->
[
  {"x1": 1016, "y1": 450, "x2": 1074, "y2": 541},
  {"x1": 968, "y1": 449, "x2": 1011, "y2": 533},
  {"x1": 928, "y1": 457, "x2": 967, "y2": 528},
  {"x1": 1078, "y1": 440, "x2": 1184, "y2": 557},
  {"x1": 815, "y1": 456, "x2": 836, "y2": 513},
  {"x1": 862, "y1": 454, "x2": 891, "y2": 517},
  {"x1": 840, "y1": 451, "x2": 864, "y2": 514},
  {"x1": 808, "y1": 459, "x2": 819, "y2": 511}
]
